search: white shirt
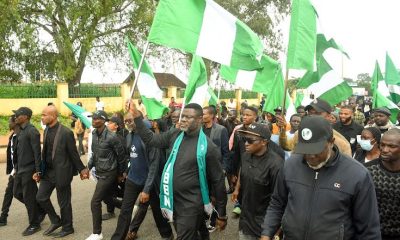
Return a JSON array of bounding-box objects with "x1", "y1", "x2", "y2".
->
[
  {"x1": 96, "y1": 101, "x2": 105, "y2": 111},
  {"x1": 227, "y1": 101, "x2": 236, "y2": 110}
]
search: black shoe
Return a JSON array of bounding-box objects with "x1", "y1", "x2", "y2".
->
[
  {"x1": 52, "y1": 228, "x2": 74, "y2": 238},
  {"x1": 0, "y1": 216, "x2": 7, "y2": 226},
  {"x1": 43, "y1": 222, "x2": 62, "y2": 236},
  {"x1": 22, "y1": 225, "x2": 41, "y2": 236},
  {"x1": 102, "y1": 212, "x2": 115, "y2": 220}
]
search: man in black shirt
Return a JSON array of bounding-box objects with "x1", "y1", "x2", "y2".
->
[
  {"x1": 12, "y1": 107, "x2": 45, "y2": 236},
  {"x1": 0, "y1": 115, "x2": 19, "y2": 226},
  {"x1": 34, "y1": 105, "x2": 89, "y2": 237},
  {"x1": 365, "y1": 128, "x2": 400, "y2": 240},
  {"x1": 333, "y1": 105, "x2": 364, "y2": 154},
  {"x1": 232, "y1": 123, "x2": 283, "y2": 239},
  {"x1": 128, "y1": 102, "x2": 227, "y2": 240}
]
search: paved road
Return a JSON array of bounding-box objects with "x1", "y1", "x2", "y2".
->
[{"x1": 0, "y1": 159, "x2": 240, "y2": 240}]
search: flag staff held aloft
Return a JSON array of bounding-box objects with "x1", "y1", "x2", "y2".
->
[{"x1": 128, "y1": 40, "x2": 150, "y2": 104}]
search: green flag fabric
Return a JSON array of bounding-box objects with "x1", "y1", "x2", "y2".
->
[
  {"x1": 385, "y1": 53, "x2": 400, "y2": 105},
  {"x1": 63, "y1": 101, "x2": 92, "y2": 128},
  {"x1": 148, "y1": 0, "x2": 263, "y2": 71},
  {"x1": 372, "y1": 61, "x2": 399, "y2": 123},
  {"x1": 296, "y1": 34, "x2": 352, "y2": 106},
  {"x1": 286, "y1": 0, "x2": 317, "y2": 70},
  {"x1": 220, "y1": 55, "x2": 280, "y2": 95},
  {"x1": 127, "y1": 40, "x2": 169, "y2": 120},
  {"x1": 184, "y1": 55, "x2": 218, "y2": 106}
]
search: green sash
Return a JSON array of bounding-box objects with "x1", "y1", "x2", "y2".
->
[{"x1": 160, "y1": 129, "x2": 213, "y2": 222}]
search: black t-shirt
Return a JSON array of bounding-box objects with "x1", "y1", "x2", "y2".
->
[
  {"x1": 202, "y1": 126, "x2": 212, "y2": 138},
  {"x1": 333, "y1": 120, "x2": 363, "y2": 154}
]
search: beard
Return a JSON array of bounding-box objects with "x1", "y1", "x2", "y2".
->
[{"x1": 340, "y1": 116, "x2": 352, "y2": 124}]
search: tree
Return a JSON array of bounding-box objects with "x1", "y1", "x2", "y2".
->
[
  {"x1": 356, "y1": 73, "x2": 371, "y2": 94},
  {"x1": 2, "y1": 0, "x2": 290, "y2": 84}
]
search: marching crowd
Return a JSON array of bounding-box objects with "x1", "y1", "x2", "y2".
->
[{"x1": 0, "y1": 96, "x2": 399, "y2": 240}]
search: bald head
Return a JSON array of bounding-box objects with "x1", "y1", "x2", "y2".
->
[{"x1": 41, "y1": 105, "x2": 58, "y2": 127}]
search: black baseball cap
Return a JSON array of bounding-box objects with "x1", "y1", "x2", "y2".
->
[
  {"x1": 109, "y1": 116, "x2": 123, "y2": 127},
  {"x1": 12, "y1": 107, "x2": 33, "y2": 118},
  {"x1": 90, "y1": 110, "x2": 108, "y2": 121},
  {"x1": 305, "y1": 98, "x2": 332, "y2": 114},
  {"x1": 237, "y1": 123, "x2": 271, "y2": 140},
  {"x1": 294, "y1": 116, "x2": 333, "y2": 154}
]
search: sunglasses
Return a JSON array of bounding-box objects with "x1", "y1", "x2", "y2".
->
[{"x1": 243, "y1": 137, "x2": 262, "y2": 144}]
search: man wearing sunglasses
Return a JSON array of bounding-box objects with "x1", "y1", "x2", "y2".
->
[{"x1": 232, "y1": 123, "x2": 283, "y2": 240}]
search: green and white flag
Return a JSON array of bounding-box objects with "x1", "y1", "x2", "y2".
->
[
  {"x1": 385, "y1": 53, "x2": 400, "y2": 105},
  {"x1": 63, "y1": 101, "x2": 92, "y2": 128},
  {"x1": 148, "y1": 0, "x2": 263, "y2": 71},
  {"x1": 286, "y1": 0, "x2": 317, "y2": 70},
  {"x1": 372, "y1": 61, "x2": 399, "y2": 123},
  {"x1": 184, "y1": 55, "x2": 218, "y2": 106},
  {"x1": 220, "y1": 55, "x2": 280, "y2": 95},
  {"x1": 297, "y1": 34, "x2": 352, "y2": 106},
  {"x1": 261, "y1": 66, "x2": 296, "y2": 121},
  {"x1": 294, "y1": 91, "x2": 305, "y2": 108},
  {"x1": 127, "y1": 40, "x2": 169, "y2": 120}
]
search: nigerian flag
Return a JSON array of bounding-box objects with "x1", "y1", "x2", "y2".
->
[
  {"x1": 286, "y1": 0, "x2": 317, "y2": 70},
  {"x1": 372, "y1": 61, "x2": 399, "y2": 123},
  {"x1": 297, "y1": 34, "x2": 352, "y2": 106},
  {"x1": 220, "y1": 55, "x2": 280, "y2": 95},
  {"x1": 148, "y1": 0, "x2": 263, "y2": 71},
  {"x1": 385, "y1": 53, "x2": 400, "y2": 105},
  {"x1": 184, "y1": 55, "x2": 218, "y2": 106},
  {"x1": 63, "y1": 102, "x2": 92, "y2": 128},
  {"x1": 127, "y1": 40, "x2": 168, "y2": 120}
]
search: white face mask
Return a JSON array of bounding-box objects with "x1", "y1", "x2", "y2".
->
[{"x1": 359, "y1": 139, "x2": 374, "y2": 151}]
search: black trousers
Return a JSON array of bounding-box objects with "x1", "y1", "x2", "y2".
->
[
  {"x1": 129, "y1": 185, "x2": 172, "y2": 238},
  {"x1": 77, "y1": 133, "x2": 85, "y2": 155},
  {"x1": 36, "y1": 170, "x2": 73, "y2": 231},
  {"x1": 174, "y1": 213, "x2": 209, "y2": 240},
  {"x1": 13, "y1": 171, "x2": 41, "y2": 226},
  {"x1": 1, "y1": 175, "x2": 14, "y2": 218},
  {"x1": 111, "y1": 179, "x2": 143, "y2": 240},
  {"x1": 91, "y1": 170, "x2": 117, "y2": 234}
]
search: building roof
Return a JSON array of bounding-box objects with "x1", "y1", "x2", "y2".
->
[{"x1": 123, "y1": 72, "x2": 185, "y2": 88}]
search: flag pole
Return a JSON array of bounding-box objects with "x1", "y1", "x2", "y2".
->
[
  {"x1": 282, "y1": 68, "x2": 290, "y2": 112},
  {"x1": 128, "y1": 40, "x2": 150, "y2": 102},
  {"x1": 216, "y1": 72, "x2": 221, "y2": 102},
  {"x1": 178, "y1": 97, "x2": 186, "y2": 123}
]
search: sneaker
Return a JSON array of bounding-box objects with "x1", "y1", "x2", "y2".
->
[
  {"x1": 85, "y1": 233, "x2": 103, "y2": 240},
  {"x1": 102, "y1": 212, "x2": 115, "y2": 220},
  {"x1": 232, "y1": 206, "x2": 241, "y2": 215},
  {"x1": 207, "y1": 225, "x2": 216, "y2": 233},
  {"x1": 0, "y1": 216, "x2": 7, "y2": 226}
]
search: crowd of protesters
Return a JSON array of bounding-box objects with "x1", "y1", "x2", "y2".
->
[{"x1": 0, "y1": 95, "x2": 399, "y2": 240}]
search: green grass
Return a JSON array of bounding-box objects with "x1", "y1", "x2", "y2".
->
[{"x1": 0, "y1": 115, "x2": 73, "y2": 135}]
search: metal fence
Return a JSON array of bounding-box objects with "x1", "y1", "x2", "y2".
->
[
  {"x1": 69, "y1": 84, "x2": 121, "y2": 98},
  {"x1": 0, "y1": 83, "x2": 57, "y2": 98}
]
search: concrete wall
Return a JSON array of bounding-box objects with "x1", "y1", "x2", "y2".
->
[{"x1": 0, "y1": 83, "x2": 261, "y2": 116}]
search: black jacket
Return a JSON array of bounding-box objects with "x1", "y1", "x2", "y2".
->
[
  {"x1": 239, "y1": 150, "x2": 283, "y2": 237},
  {"x1": 16, "y1": 122, "x2": 41, "y2": 174},
  {"x1": 6, "y1": 132, "x2": 17, "y2": 175},
  {"x1": 89, "y1": 127, "x2": 127, "y2": 175},
  {"x1": 262, "y1": 145, "x2": 381, "y2": 240},
  {"x1": 42, "y1": 124, "x2": 86, "y2": 187}
]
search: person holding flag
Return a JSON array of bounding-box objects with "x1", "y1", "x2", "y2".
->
[{"x1": 127, "y1": 102, "x2": 227, "y2": 240}]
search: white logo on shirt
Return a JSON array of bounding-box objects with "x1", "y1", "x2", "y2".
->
[
  {"x1": 334, "y1": 183, "x2": 341, "y2": 188},
  {"x1": 130, "y1": 145, "x2": 138, "y2": 158}
]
